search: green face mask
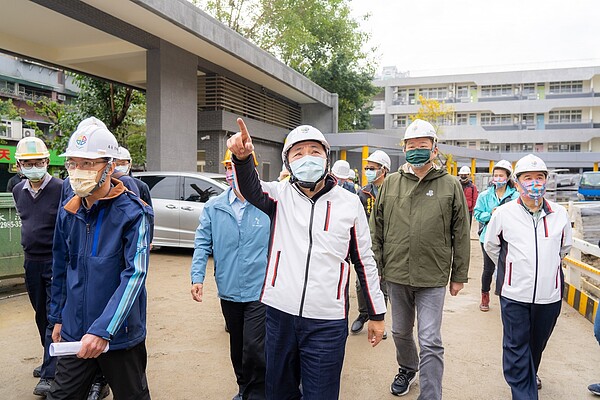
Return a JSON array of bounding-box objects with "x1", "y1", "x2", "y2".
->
[{"x1": 405, "y1": 149, "x2": 432, "y2": 167}]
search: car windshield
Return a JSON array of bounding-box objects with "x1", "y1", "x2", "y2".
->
[{"x1": 581, "y1": 173, "x2": 600, "y2": 186}]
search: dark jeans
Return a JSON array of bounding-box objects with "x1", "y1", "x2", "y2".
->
[
  {"x1": 355, "y1": 276, "x2": 388, "y2": 319},
  {"x1": 265, "y1": 306, "x2": 348, "y2": 400},
  {"x1": 24, "y1": 258, "x2": 56, "y2": 379},
  {"x1": 500, "y1": 297, "x2": 561, "y2": 400},
  {"x1": 220, "y1": 299, "x2": 266, "y2": 400},
  {"x1": 480, "y1": 243, "x2": 496, "y2": 293},
  {"x1": 47, "y1": 340, "x2": 150, "y2": 400}
]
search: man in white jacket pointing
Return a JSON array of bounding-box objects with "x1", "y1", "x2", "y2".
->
[{"x1": 227, "y1": 118, "x2": 386, "y2": 400}]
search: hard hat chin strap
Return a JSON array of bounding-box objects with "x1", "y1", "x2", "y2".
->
[{"x1": 90, "y1": 160, "x2": 113, "y2": 195}]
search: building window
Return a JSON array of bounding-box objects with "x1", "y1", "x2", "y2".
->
[
  {"x1": 419, "y1": 87, "x2": 448, "y2": 100},
  {"x1": 547, "y1": 142, "x2": 582, "y2": 152},
  {"x1": 481, "y1": 113, "x2": 513, "y2": 126},
  {"x1": 0, "y1": 79, "x2": 16, "y2": 95},
  {"x1": 522, "y1": 83, "x2": 536, "y2": 95},
  {"x1": 393, "y1": 88, "x2": 407, "y2": 105},
  {"x1": 480, "y1": 141, "x2": 490, "y2": 151},
  {"x1": 481, "y1": 84, "x2": 513, "y2": 97},
  {"x1": 393, "y1": 115, "x2": 407, "y2": 128},
  {"x1": 456, "y1": 141, "x2": 468, "y2": 148},
  {"x1": 456, "y1": 86, "x2": 469, "y2": 99},
  {"x1": 456, "y1": 113, "x2": 468, "y2": 125},
  {"x1": 522, "y1": 114, "x2": 535, "y2": 126},
  {"x1": 548, "y1": 81, "x2": 583, "y2": 94},
  {"x1": 548, "y1": 110, "x2": 582, "y2": 124}
]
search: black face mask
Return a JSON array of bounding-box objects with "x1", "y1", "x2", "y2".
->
[{"x1": 459, "y1": 176, "x2": 469, "y2": 183}]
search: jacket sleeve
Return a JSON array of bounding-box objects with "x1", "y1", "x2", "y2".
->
[
  {"x1": 473, "y1": 190, "x2": 491, "y2": 223},
  {"x1": 87, "y1": 208, "x2": 151, "y2": 341},
  {"x1": 450, "y1": 180, "x2": 471, "y2": 283},
  {"x1": 370, "y1": 178, "x2": 387, "y2": 275},
  {"x1": 560, "y1": 210, "x2": 573, "y2": 259},
  {"x1": 49, "y1": 211, "x2": 68, "y2": 325},
  {"x1": 232, "y1": 154, "x2": 277, "y2": 220},
  {"x1": 349, "y1": 198, "x2": 386, "y2": 320},
  {"x1": 483, "y1": 211, "x2": 502, "y2": 266},
  {"x1": 190, "y1": 205, "x2": 213, "y2": 284},
  {"x1": 472, "y1": 185, "x2": 479, "y2": 210}
]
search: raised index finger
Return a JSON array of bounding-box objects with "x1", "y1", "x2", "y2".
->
[{"x1": 237, "y1": 118, "x2": 250, "y2": 143}]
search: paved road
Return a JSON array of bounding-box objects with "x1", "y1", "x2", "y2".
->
[{"x1": 2, "y1": 239, "x2": 600, "y2": 399}]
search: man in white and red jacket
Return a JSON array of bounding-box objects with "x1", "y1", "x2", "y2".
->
[
  {"x1": 228, "y1": 118, "x2": 386, "y2": 400},
  {"x1": 485, "y1": 154, "x2": 572, "y2": 400}
]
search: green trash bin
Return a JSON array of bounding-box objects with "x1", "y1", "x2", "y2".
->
[{"x1": 0, "y1": 193, "x2": 24, "y2": 279}]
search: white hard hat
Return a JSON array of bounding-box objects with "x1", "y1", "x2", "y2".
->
[
  {"x1": 15, "y1": 137, "x2": 50, "y2": 160},
  {"x1": 403, "y1": 119, "x2": 438, "y2": 142},
  {"x1": 493, "y1": 159, "x2": 513, "y2": 177},
  {"x1": 117, "y1": 146, "x2": 132, "y2": 161},
  {"x1": 282, "y1": 125, "x2": 330, "y2": 162},
  {"x1": 365, "y1": 150, "x2": 391, "y2": 170},
  {"x1": 331, "y1": 160, "x2": 351, "y2": 179},
  {"x1": 514, "y1": 154, "x2": 548, "y2": 177},
  {"x1": 348, "y1": 169, "x2": 356, "y2": 180},
  {"x1": 61, "y1": 117, "x2": 119, "y2": 159},
  {"x1": 459, "y1": 166, "x2": 471, "y2": 175}
]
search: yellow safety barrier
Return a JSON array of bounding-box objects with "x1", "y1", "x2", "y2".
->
[{"x1": 563, "y1": 256, "x2": 600, "y2": 323}]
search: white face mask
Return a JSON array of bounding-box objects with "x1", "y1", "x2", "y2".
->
[
  {"x1": 68, "y1": 169, "x2": 99, "y2": 197},
  {"x1": 115, "y1": 165, "x2": 130, "y2": 175},
  {"x1": 22, "y1": 166, "x2": 47, "y2": 182},
  {"x1": 289, "y1": 155, "x2": 327, "y2": 184}
]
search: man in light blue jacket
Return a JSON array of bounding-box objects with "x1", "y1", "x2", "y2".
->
[{"x1": 190, "y1": 150, "x2": 269, "y2": 400}]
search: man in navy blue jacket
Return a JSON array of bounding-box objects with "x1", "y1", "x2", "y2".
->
[
  {"x1": 47, "y1": 117, "x2": 153, "y2": 400},
  {"x1": 12, "y1": 136, "x2": 62, "y2": 397}
]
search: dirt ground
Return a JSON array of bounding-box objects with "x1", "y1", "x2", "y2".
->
[{"x1": 2, "y1": 234, "x2": 600, "y2": 399}]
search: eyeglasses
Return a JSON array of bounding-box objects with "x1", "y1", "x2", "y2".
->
[
  {"x1": 64, "y1": 160, "x2": 108, "y2": 170},
  {"x1": 364, "y1": 167, "x2": 380, "y2": 171},
  {"x1": 20, "y1": 160, "x2": 47, "y2": 169}
]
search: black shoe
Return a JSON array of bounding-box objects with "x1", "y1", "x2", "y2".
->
[
  {"x1": 33, "y1": 378, "x2": 53, "y2": 397},
  {"x1": 536, "y1": 375, "x2": 542, "y2": 390},
  {"x1": 350, "y1": 315, "x2": 369, "y2": 334},
  {"x1": 87, "y1": 382, "x2": 110, "y2": 400},
  {"x1": 390, "y1": 368, "x2": 417, "y2": 396},
  {"x1": 383, "y1": 331, "x2": 388, "y2": 340},
  {"x1": 33, "y1": 364, "x2": 42, "y2": 378},
  {"x1": 232, "y1": 394, "x2": 242, "y2": 400}
]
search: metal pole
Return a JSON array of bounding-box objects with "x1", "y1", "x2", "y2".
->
[{"x1": 362, "y1": 146, "x2": 369, "y2": 186}]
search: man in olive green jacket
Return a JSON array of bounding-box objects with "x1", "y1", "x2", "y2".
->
[{"x1": 370, "y1": 119, "x2": 470, "y2": 399}]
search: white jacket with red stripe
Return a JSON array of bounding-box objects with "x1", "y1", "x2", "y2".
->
[
  {"x1": 233, "y1": 156, "x2": 386, "y2": 320},
  {"x1": 484, "y1": 197, "x2": 572, "y2": 304}
]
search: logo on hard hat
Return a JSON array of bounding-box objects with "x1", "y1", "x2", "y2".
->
[
  {"x1": 300, "y1": 126, "x2": 310, "y2": 133},
  {"x1": 531, "y1": 159, "x2": 538, "y2": 166},
  {"x1": 75, "y1": 135, "x2": 87, "y2": 148}
]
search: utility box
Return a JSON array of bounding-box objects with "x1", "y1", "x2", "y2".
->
[{"x1": 0, "y1": 193, "x2": 24, "y2": 278}]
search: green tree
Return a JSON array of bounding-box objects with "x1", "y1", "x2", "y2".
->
[
  {"x1": 26, "y1": 97, "x2": 80, "y2": 154},
  {"x1": 193, "y1": 0, "x2": 378, "y2": 131},
  {"x1": 0, "y1": 98, "x2": 24, "y2": 120}
]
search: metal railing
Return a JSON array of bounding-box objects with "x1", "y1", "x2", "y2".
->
[{"x1": 197, "y1": 75, "x2": 301, "y2": 130}]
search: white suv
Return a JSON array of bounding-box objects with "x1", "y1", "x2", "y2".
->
[{"x1": 134, "y1": 171, "x2": 228, "y2": 248}]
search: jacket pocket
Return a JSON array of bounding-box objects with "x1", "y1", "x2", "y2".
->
[
  {"x1": 271, "y1": 251, "x2": 281, "y2": 287},
  {"x1": 337, "y1": 263, "x2": 344, "y2": 300}
]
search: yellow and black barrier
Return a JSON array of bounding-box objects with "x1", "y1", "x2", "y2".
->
[{"x1": 563, "y1": 281, "x2": 597, "y2": 323}]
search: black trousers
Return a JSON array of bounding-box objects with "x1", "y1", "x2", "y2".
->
[
  {"x1": 480, "y1": 243, "x2": 497, "y2": 293},
  {"x1": 47, "y1": 340, "x2": 150, "y2": 400},
  {"x1": 500, "y1": 297, "x2": 561, "y2": 400},
  {"x1": 24, "y1": 258, "x2": 56, "y2": 379},
  {"x1": 220, "y1": 299, "x2": 266, "y2": 400}
]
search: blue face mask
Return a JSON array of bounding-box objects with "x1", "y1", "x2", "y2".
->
[
  {"x1": 492, "y1": 178, "x2": 507, "y2": 188},
  {"x1": 225, "y1": 169, "x2": 236, "y2": 190},
  {"x1": 365, "y1": 169, "x2": 378, "y2": 183},
  {"x1": 405, "y1": 148, "x2": 432, "y2": 167},
  {"x1": 518, "y1": 179, "x2": 546, "y2": 206},
  {"x1": 289, "y1": 155, "x2": 326, "y2": 183},
  {"x1": 22, "y1": 166, "x2": 47, "y2": 182}
]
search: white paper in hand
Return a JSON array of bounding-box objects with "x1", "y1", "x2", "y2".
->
[{"x1": 49, "y1": 342, "x2": 109, "y2": 357}]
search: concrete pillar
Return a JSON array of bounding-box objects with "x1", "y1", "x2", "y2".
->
[
  {"x1": 594, "y1": 162, "x2": 598, "y2": 172},
  {"x1": 471, "y1": 158, "x2": 476, "y2": 179},
  {"x1": 146, "y1": 40, "x2": 197, "y2": 171}
]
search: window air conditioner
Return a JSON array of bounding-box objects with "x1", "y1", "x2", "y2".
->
[
  {"x1": 22, "y1": 128, "x2": 35, "y2": 138},
  {"x1": 57, "y1": 94, "x2": 66, "y2": 101}
]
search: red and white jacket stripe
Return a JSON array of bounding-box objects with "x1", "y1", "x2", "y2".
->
[
  {"x1": 233, "y1": 155, "x2": 386, "y2": 320},
  {"x1": 484, "y1": 198, "x2": 572, "y2": 304}
]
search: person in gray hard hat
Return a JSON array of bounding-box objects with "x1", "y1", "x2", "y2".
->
[
  {"x1": 484, "y1": 154, "x2": 572, "y2": 399},
  {"x1": 351, "y1": 150, "x2": 391, "y2": 336}
]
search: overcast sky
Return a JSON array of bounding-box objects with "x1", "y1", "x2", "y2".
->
[{"x1": 350, "y1": 0, "x2": 600, "y2": 76}]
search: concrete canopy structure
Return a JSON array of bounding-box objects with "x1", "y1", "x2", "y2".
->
[{"x1": 0, "y1": 0, "x2": 338, "y2": 176}]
